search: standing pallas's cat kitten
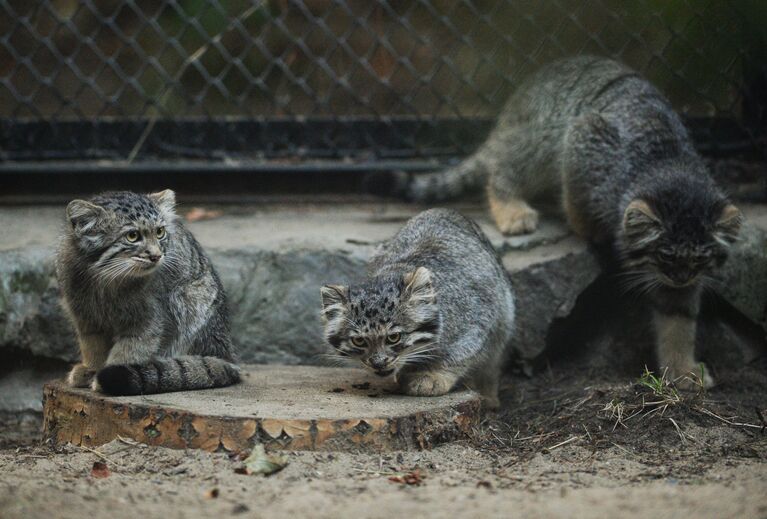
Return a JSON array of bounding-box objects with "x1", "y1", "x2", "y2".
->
[
  {"x1": 320, "y1": 209, "x2": 515, "y2": 407},
  {"x1": 57, "y1": 190, "x2": 240, "y2": 395},
  {"x1": 386, "y1": 56, "x2": 742, "y2": 387}
]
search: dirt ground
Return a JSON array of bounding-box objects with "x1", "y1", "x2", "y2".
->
[{"x1": 1, "y1": 351, "x2": 766, "y2": 519}]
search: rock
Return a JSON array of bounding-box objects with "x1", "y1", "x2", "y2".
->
[
  {"x1": 504, "y1": 236, "x2": 600, "y2": 361},
  {"x1": 216, "y1": 247, "x2": 368, "y2": 364},
  {"x1": 0, "y1": 208, "x2": 577, "y2": 371},
  {"x1": 716, "y1": 222, "x2": 767, "y2": 333},
  {"x1": 0, "y1": 247, "x2": 77, "y2": 362}
]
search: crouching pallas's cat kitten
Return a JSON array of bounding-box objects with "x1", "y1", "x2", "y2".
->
[
  {"x1": 57, "y1": 190, "x2": 240, "y2": 395},
  {"x1": 388, "y1": 56, "x2": 742, "y2": 387},
  {"x1": 320, "y1": 209, "x2": 515, "y2": 407}
]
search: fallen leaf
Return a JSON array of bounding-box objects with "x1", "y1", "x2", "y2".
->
[
  {"x1": 185, "y1": 207, "x2": 223, "y2": 223},
  {"x1": 90, "y1": 461, "x2": 110, "y2": 479},
  {"x1": 388, "y1": 468, "x2": 423, "y2": 486},
  {"x1": 235, "y1": 444, "x2": 288, "y2": 476},
  {"x1": 205, "y1": 488, "x2": 219, "y2": 499}
]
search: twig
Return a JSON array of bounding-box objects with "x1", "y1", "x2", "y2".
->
[
  {"x1": 755, "y1": 407, "x2": 766, "y2": 433},
  {"x1": 668, "y1": 417, "x2": 687, "y2": 444},
  {"x1": 610, "y1": 442, "x2": 637, "y2": 457},
  {"x1": 545, "y1": 436, "x2": 580, "y2": 452},
  {"x1": 695, "y1": 407, "x2": 763, "y2": 430},
  {"x1": 79, "y1": 445, "x2": 123, "y2": 467},
  {"x1": 352, "y1": 468, "x2": 400, "y2": 476},
  {"x1": 117, "y1": 435, "x2": 142, "y2": 447}
]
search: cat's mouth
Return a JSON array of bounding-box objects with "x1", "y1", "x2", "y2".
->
[
  {"x1": 658, "y1": 274, "x2": 699, "y2": 288},
  {"x1": 374, "y1": 368, "x2": 395, "y2": 377},
  {"x1": 131, "y1": 257, "x2": 162, "y2": 272}
]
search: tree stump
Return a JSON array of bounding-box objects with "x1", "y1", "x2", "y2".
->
[{"x1": 42, "y1": 365, "x2": 481, "y2": 452}]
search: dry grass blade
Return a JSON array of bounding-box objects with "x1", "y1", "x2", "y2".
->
[
  {"x1": 694, "y1": 407, "x2": 763, "y2": 430},
  {"x1": 79, "y1": 445, "x2": 123, "y2": 468},
  {"x1": 545, "y1": 436, "x2": 580, "y2": 452},
  {"x1": 668, "y1": 417, "x2": 690, "y2": 444}
]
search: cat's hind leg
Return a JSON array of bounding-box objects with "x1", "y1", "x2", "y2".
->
[
  {"x1": 487, "y1": 189, "x2": 539, "y2": 236},
  {"x1": 561, "y1": 113, "x2": 623, "y2": 243},
  {"x1": 485, "y1": 124, "x2": 563, "y2": 235}
]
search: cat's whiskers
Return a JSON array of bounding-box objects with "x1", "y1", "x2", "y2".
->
[
  {"x1": 616, "y1": 270, "x2": 660, "y2": 298},
  {"x1": 317, "y1": 352, "x2": 355, "y2": 367},
  {"x1": 96, "y1": 257, "x2": 137, "y2": 287},
  {"x1": 397, "y1": 343, "x2": 439, "y2": 366}
]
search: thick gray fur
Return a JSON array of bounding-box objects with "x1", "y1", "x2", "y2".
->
[
  {"x1": 320, "y1": 209, "x2": 515, "y2": 407},
  {"x1": 56, "y1": 190, "x2": 240, "y2": 396},
  {"x1": 403, "y1": 56, "x2": 742, "y2": 387}
]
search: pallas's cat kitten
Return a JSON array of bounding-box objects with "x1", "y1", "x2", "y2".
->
[
  {"x1": 57, "y1": 190, "x2": 240, "y2": 395},
  {"x1": 320, "y1": 209, "x2": 515, "y2": 407},
  {"x1": 390, "y1": 56, "x2": 741, "y2": 387}
]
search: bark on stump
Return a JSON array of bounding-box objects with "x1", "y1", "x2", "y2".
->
[{"x1": 42, "y1": 365, "x2": 481, "y2": 452}]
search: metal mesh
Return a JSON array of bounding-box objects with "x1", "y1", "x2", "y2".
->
[{"x1": 0, "y1": 0, "x2": 764, "y2": 168}]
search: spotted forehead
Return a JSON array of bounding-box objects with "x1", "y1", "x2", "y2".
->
[
  {"x1": 348, "y1": 282, "x2": 401, "y2": 328},
  {"x1": 92, "y1": 192, "x2": 161, "y2": 222}
]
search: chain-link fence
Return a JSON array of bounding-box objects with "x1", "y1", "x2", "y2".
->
[{"x1": 1, "y1": 0, "x2": 765, "y2": 172}]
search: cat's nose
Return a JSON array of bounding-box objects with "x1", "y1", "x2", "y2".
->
[
  {"x1": 148, "y1": 253, "x2": 163, "y2": 263},
  {"x1": 670, "y1": 271, "x2": 693, "y2": 285},
  {"x1": 369, "y1": 356, "x2": 388, "y2": 370}
]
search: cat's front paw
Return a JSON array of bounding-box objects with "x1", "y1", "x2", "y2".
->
[
  {"x1": 482, "y1": 394, "x2": 501, "y2": 411},
  {"x1": 669, "y1": 363, "x2": 714, "y2": 391},
  {"x1": 489, "y1": 197, "x2": 539, "y2": 235},
  {"x1": 399, "y1": 371, "x2": 456, "y2": 397},
  {"x1": 67, "y1": 364, "x2": 95, "y2": 388},
  {"x1": 90, "y1": 377, "x2": 103, "y2": 393}
]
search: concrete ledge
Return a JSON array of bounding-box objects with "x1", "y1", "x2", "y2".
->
[
  {"x1": 0, "y1": 204, "x2": 578, "y2": 367},
  {"x1": 3, "y1": 202, "x2": 766, "y2": 412}
]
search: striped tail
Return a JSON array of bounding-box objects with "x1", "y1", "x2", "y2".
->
[
  {"x1": 96, "y1": 356, "x2": 241, "y2": 396},
  {"x1": 364, "y1": 154, "x2": 487, "y2": 202}
]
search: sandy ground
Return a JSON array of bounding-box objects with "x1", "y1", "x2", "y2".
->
[{"x1": 1, "y1": 354, "x2": 766, "y2": 519}]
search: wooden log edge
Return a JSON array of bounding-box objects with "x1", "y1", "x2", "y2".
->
[{"x1": 42, "y1": 381, "x2": 481, "y2": 452}]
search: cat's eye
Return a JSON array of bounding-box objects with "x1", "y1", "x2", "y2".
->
[
  {"x1": 658, "y1": 250, "x2": 674, "y2": 262},
  {"x1": 156, "y1": 227, "x2": 166, "y2": 239},
  {"x1": 386, "y1": 333, "x2": 401, "y2": 344},
  {"x1": 350, "y1": 337, "x2": 366, "y2": 347},
  {"x1": 125, "y1": 230, "x2": 140, "y2": 242}
]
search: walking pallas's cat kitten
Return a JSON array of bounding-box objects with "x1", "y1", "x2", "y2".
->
[
  {"x1": 382, "y1": 56, "x2": 742, "y2": 388},
  {"x1": 320, "y1": 209, "x2": 515, "y2": 407},
  {"x1": 57, "y1": 190, "x2": 240, "y2": 395}
]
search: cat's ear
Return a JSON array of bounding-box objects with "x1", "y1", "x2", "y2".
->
[
  {"x1": 320, "y1": 285, "x2": 348, "y2": 319},
  {"x1": 148, "y1": 189, "x2": 177, "y2": 216},
  {"x1": 713, "y1": 203, "x2": 742, "y2": 245},
  {"x1": 402, "y1": 266, "x2": 435, "y2": 304},
  {"x1": 622, "y1": 199, "x2": 660, "y2": 237},
  {"x1": 66, "y1": 200, "x2": 107, "y2": 235}
]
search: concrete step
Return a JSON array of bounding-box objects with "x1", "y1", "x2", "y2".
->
[{"x1": 2, "y1": 202, "x2": 766, "y2": 412}]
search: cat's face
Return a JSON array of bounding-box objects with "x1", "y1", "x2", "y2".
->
[
  {"x1": 621, "y1": 198, "x2": 742, "y2": 289},
  {"x1": 66, "y1": 190, "x2": 177, "y2": 282},
  {"x1": 320, "y1": 267, "x2": 441, "y2": 377}
]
